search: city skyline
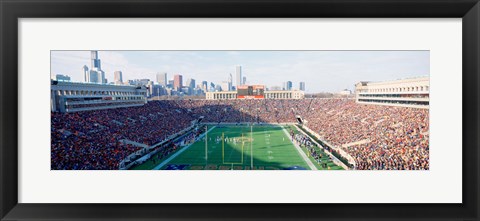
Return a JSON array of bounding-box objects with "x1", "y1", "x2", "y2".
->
[{"x1": 51, "y1": 50, "x2": 429, "y2": 93}]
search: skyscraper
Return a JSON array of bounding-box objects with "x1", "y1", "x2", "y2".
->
[
  {"x1": 156, "y1": 73, "x2": 167, "y2": 86},
  {"x1": 114, "y1": 71, "x2": 123, "y2": 84},
  {"x1": 83, "y1": 65, "x2": 89, "y2": 82},
  {"x1": 91, "y1": 51, "x2": 101, "y2": 69},
  {"x1": 286, "y1": 81, "x2": 293, "y2": 90},
  {"x1": 186, "y1": 78, "x2": 196, "y2": 90},
  {"x1": 87, "y1": 51, "x2": 105, "y2": 84},
  {"x1": 243, "y1": 76, "x2": 247, "y2": 85},
  {"x1": 202, "y1": 81, "x2": 208, "y2": 92},
  {"x1": 299, "y1": 82, "x2": 306, "y2": 91},
  {"x1": 210, "y1": 82, "x2": 215, "y2": 91},
  {"x1": 174, "y1": 74, "x2": 183, "y2": 90},
  {"x1": 235, "y1": 65, "x2": 242, "y2": 87},
  {"x1": 89, "y1": 71, "x2": 99, "y2": 83}
]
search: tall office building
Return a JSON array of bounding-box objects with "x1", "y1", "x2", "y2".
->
[
  {"x1": 235, "y1": 65, "x2": 242, "y2": 87},
  {"x1": 89, "y1": 71, "x2": 99, "y2": 83},
  {"x1": 83, "y1": 65, "x2": 89, "y2": 82},
  {"x1": 91, "y1": 51, "x2": 101, "y2": 69},
  {"x1": 210, "y1": 82, "x2": 215, "y2": 91},
  {"x1": 299, "y1": 82, "x2": 306, "y2": 91},
  {"x1": 114, "y1": 71, "x2": 123, "y2": 84},
  {"x1": 167, "y1": 80, "x2": 174, "y2": 89},
  {"x1": 156, "y1": 73, "x2": 167, "y2": 86},
  {"x1": 86, "y1": 51, "x2": 105, "y2": 84},
  {"x1": 174, "y1": 74, "x2": 183, "y2": 90},
  {"x1": 202, "y1": 81, "x2": 208, "y2": 92},
  {"x1": 186, "y1": 78, "x2": 196, "y2": 90},
  {"x1": 243, "y1": 76, "x2": 247, "y2": 85},
  {"x1": 286, "y1": 81, "x2": 293, "y2": 90}
]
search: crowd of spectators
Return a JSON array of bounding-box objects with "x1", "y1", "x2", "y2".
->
[
  {"x1": 301, "y1": 99, "x2": 429, "y2": 170},
  {"x1": 52, "y1": 98, "x2": 429, "y2": 170},
  {"x1": 51, "y1": 101, "x2": 194, "y2": 169}
]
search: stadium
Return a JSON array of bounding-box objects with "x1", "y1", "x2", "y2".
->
[{"x1": 51, "y1": 77, "x2": 429, "y2": 170}]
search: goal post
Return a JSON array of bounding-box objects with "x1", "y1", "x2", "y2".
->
[
  {"x1": 222, "y1": 132, "x2": 244, "y2": 165},
  {"x1": 250, "y1": 124, "x2": 253, "y2": 169}
]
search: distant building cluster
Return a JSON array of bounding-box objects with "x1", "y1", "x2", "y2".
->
[
  {"x1": 269, "y1": 81, "x2": 305, "y2": 92},
  {"x1": 52, "y1": 51, "x2": 310, "y2": 101},
  {"x1": 52, "y1": 51, "x2": 429, "y2": 108},
  {"x1": 83, "y1": 51, "x2": 107, "y2": 84},
  {"x1": 54, "y1": 74, "x2": 71, "y2": 82},
  {"x1": 142, "y1": 64, "x2": 304, "y2": 98},
  {"x1": 355, "y1": 76, "x2": 429, "y2": 109}
]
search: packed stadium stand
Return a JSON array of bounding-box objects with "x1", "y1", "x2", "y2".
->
[{"x1": 51, "y1": 98, "x2": 429, "y2": 170}]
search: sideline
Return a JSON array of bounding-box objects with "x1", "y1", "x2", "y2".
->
[
  {"x1": 293, "y1": 125, "x2": 351, "y2": 170},
  {"x1": 152, "y1": 126, "x2": 216, "y2": 170},
  {"x1": 281, "y1": 127, "x2": 317, "y2": 171}
]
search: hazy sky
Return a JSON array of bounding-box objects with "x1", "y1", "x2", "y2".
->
[{"x1": 51, "y1": 50, "x2": 429, "y2": 93}]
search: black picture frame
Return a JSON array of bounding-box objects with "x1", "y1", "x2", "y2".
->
[{"x1": 1, "y1": 0, "x2": 479, "y2": 220}]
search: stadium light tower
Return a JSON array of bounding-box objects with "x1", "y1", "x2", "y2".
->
[
  {"x1": 250, "y1": 123, "x2": 253, "y2": 169},
  {"x1": 205, "y1": 125, "x2": 208, "y2": 169}
]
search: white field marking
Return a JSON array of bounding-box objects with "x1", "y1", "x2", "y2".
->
[
  {"x1": 268, "y1": 156, "x2": 274, "y2": 160},
  {"x1": 152, "y1": 126, "x2": 216, "y2": 170},
  {"x1": 281, "y1": 127, "x2": 317, "y2": 170}
]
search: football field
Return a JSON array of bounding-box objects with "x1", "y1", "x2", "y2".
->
[{"x1": 133, "y1": 124, "x2": 343, "y2": 170}]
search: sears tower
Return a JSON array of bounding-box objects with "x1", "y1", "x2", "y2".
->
[
  {"x1": 84, "y1": 51, "x2": 106, "y2": 84},
  {"x1": 91, "y1": 51, "x2": 101, "y2": 70}
]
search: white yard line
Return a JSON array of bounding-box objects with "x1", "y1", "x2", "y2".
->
[
  {"x1": 281, "y1": 127, "x2": 317, "y2": 171},
  {"x1": 152, "y1": 126, "x2": 216, "y2": 170}
]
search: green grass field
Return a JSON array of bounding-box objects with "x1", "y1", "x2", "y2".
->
[{"x1": 132, "y1": 124, "x2": 343, "y2": 170}]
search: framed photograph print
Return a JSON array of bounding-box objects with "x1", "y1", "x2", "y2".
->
[{"x1": 1, "y1": 0, "x2": 479, "y2": 220}]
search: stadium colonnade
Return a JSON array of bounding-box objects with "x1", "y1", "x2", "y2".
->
[
  {"x1": 355, "y1": 76, "x2": 429, "y2": 109},
  {"x1": 50, "y1": 80, "x2": 148, "y2": 113},
  {"x1": 206, "y1": 90, "x2": 305, "y2": 100}
]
